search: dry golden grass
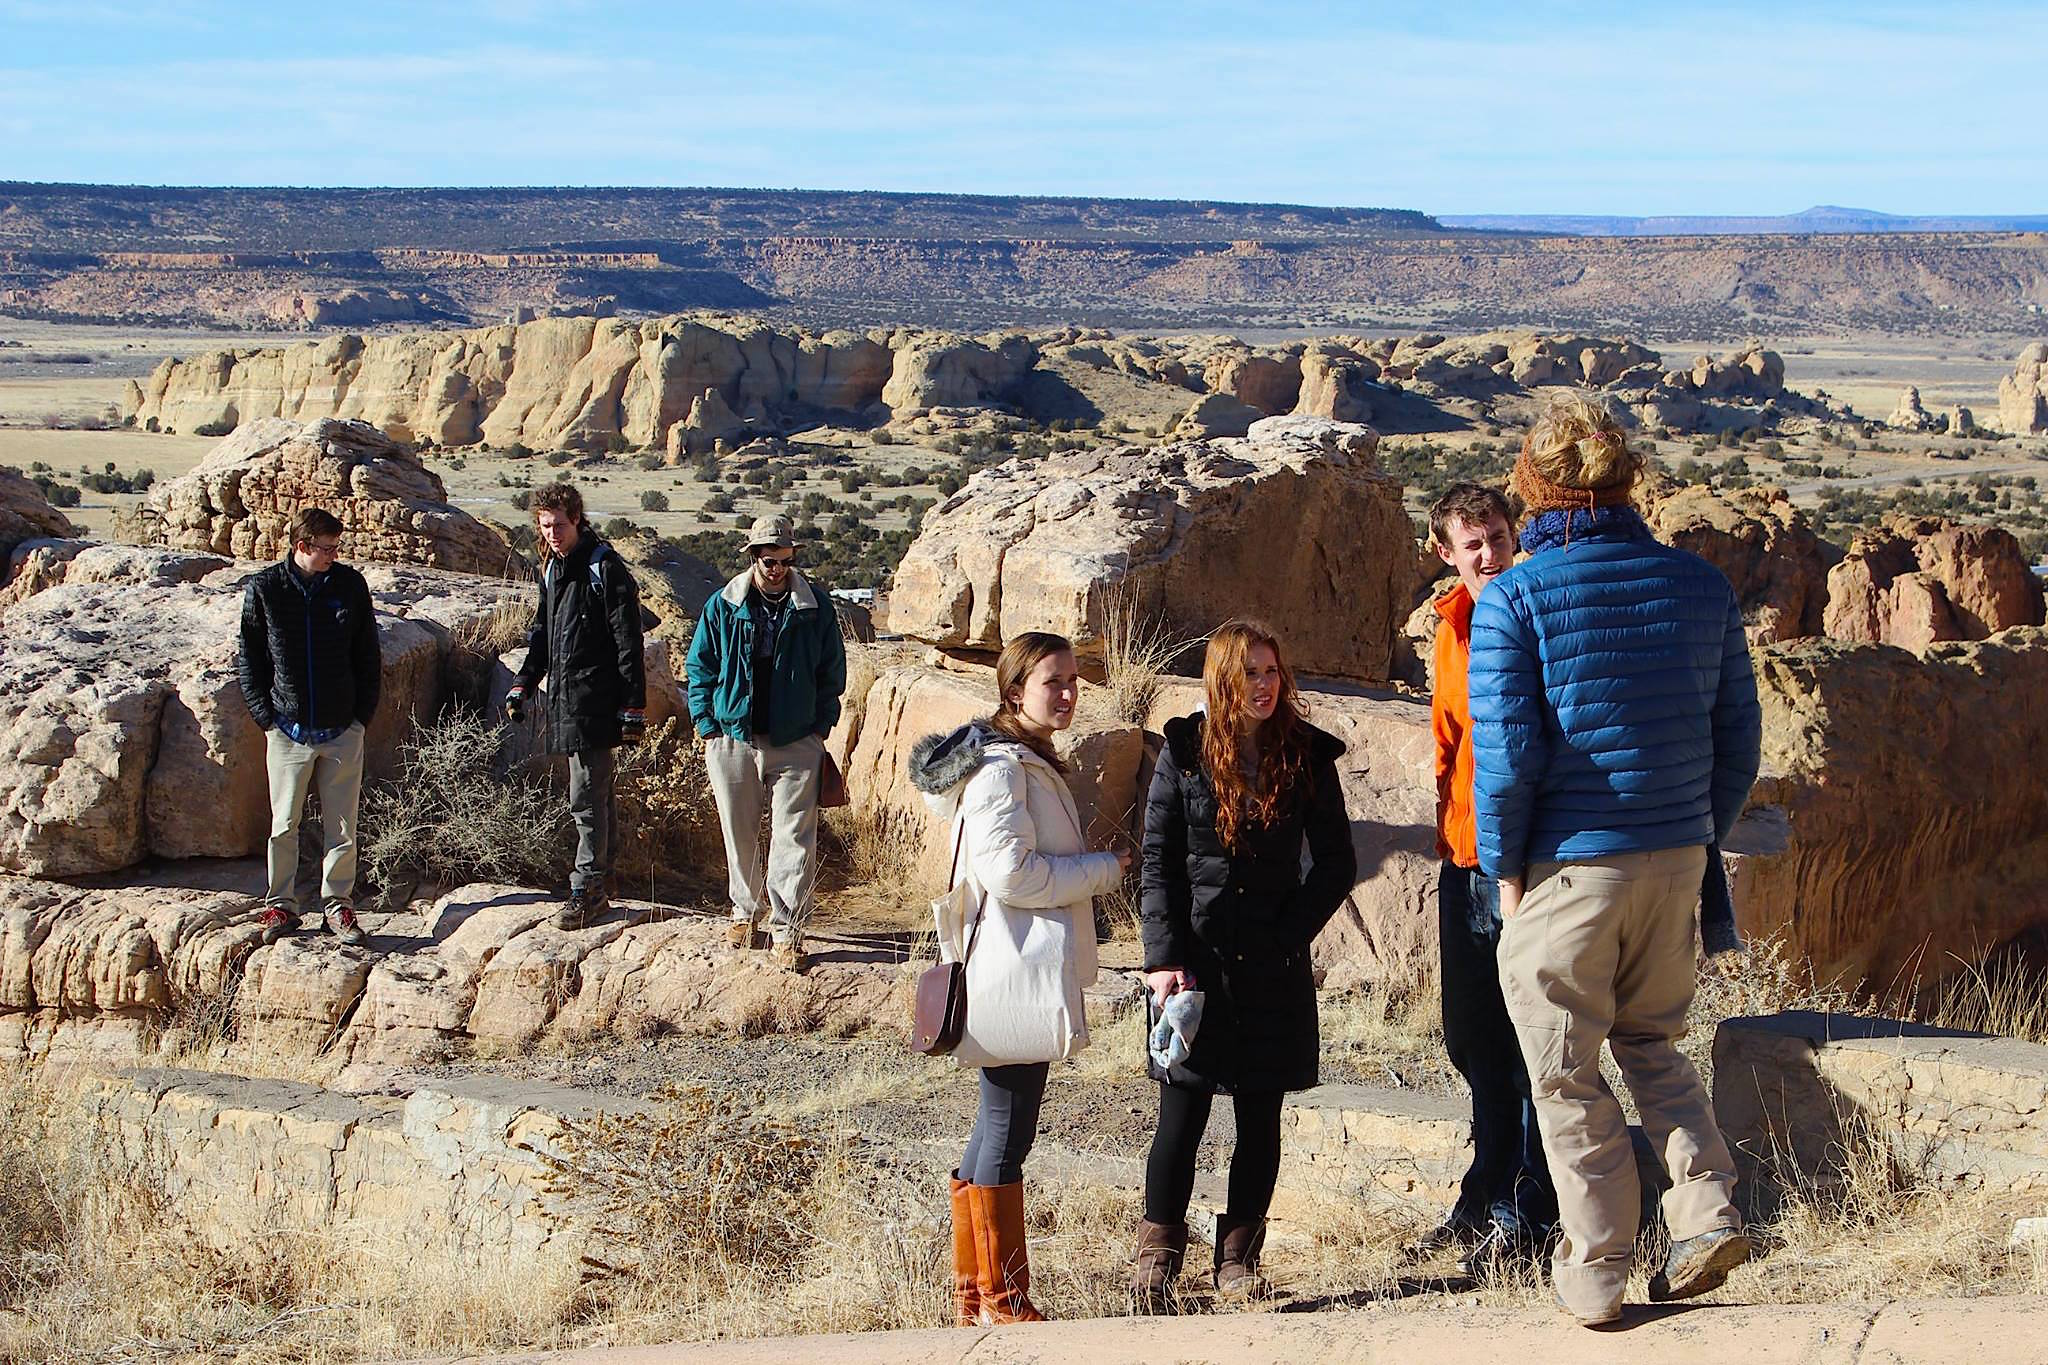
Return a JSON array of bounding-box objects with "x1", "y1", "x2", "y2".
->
[{"x1": 1093, "y1": 586, "x2": 1196, "y2": 726}]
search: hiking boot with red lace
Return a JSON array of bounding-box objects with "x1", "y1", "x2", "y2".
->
[
  {"x1": 259, "y1": 904, "x2": 300, "y2": 945},
  {"x1": 324, "y1": 904, "x2": 369, "y2": 947}
]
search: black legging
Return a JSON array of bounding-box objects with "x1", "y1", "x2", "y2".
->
[
  {"x1": 960, "y1": 1062, "x2": 1049, "y2": 1186},
  {"x1": 1142, "y1": 1082, "x2": 1286, "y2": 1225}
]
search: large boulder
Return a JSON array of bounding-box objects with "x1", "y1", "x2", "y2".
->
[
  {"x1": 1291, "y1": 346, "x2": 1379, "y2": 422},
  {"x1": 881, "y1": 333, "x2": 1037, "y2": 412},
  {"x1": 146, "y1": 417, "x2": 517, "y2": 577},
  {"x1": 1886, "y1": 386, "x2": 1938, "y2": 432},
  {"x1": 1738, "y1": 632, "x2": 2048, "y2": 990},
  {"x1": 1641, "y1": 481, "x2": 1829, "y2": 643},
  {"x1": 0, "y1": 551, "x2": 522, "y2": 877},
  {"x1": 887, "y1": 417, "x2": 1417, "y2": 682},
  {"x1": 1997, "y1": 342, "x2": 2048, "y2": 435},
  {"x1": 1199, "y1": 348, "x2": 1302, "y2": 415},
  {"x1": 0, "y1": 469, "x2": 79, "y2": 567},
  {"x1": 1174, "y1": 392, "x2": 1265, "y2": 439},
  {"x1": 1823, "y1": 516, "x2": 2044, "y2": 649}
]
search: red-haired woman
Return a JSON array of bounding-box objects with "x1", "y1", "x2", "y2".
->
[{"x1": 1128, "y1": 620, "x2": 1356, "y2": 1310}]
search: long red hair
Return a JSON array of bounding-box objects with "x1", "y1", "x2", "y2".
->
[{"x1": 1200, "y1": 619, "x2": 1309, "y2": 854}]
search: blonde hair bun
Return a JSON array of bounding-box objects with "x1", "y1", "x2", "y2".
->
[{"x1": 1522, "y1": 392, "x2": 1643, "y2": 493}]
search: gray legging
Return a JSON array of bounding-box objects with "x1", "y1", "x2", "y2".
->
[{"x1": 960, "y1": 1062, "x2": 1049, "y2": 1186}]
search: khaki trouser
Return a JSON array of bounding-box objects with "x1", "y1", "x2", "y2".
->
[
  {"x1": 264, "y1": 723, "x2": 365, "y2": 910},
  {"x1": 1497, "y1": 844, "x2": 1740, "y2": 1318},
  {"x1": 705, "y1": 732, "x2": 823, "y2": 948}
]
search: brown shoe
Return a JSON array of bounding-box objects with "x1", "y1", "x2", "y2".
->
[
  {"x1": 1128, "y1": 1218, "x2": 1187, "y2": 1315},
  {"x1": 771, "y1": 941, "x2": 809, "y2": 974},
  {"x1": 1213, "y1": 1215, "x2": 1271, "y2": 1298},
  {"x1": 1650, "y1": 1227, "x2": 1750, "y2": 1302},
  {"x1": 726, "y1": 920, "x2": 762, "y2": 950},
  {"x1": 968, "y1": 1182, "x2": 1047, "y2": 1324},
  {"x1": 950, "y1": 1172, "x2": 980, "y2": 1326}
]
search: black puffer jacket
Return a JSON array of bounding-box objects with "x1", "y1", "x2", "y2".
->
[
  {"x1": 237, "y1": 559, "x2": 381, "y2": 733},
  {"x1": 514, "y1": 534, "x2": 646, "y2": 753},
  {"x1": 1140, "y1": 713, "x2": 1356, "y2": 1092}
]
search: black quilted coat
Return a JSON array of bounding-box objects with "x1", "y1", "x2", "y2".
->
[
  {"x1": 514, "y1": 536, "x2": 646, "y2": 753},
  {"x1": 1139, "y1": 712, "x2": 1356, "y2": 1092},
  {"x1": 236, "y1": 558, "x2": 381, "y2": 733}
]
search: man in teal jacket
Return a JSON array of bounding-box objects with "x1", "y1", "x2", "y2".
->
[{"x1": 686, "y1": 515, "x2": 847, "y2": 973}]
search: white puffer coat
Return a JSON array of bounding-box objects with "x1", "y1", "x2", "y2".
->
[{"x1": 909, "y1": 722, "x2": 1123, "y2": 1068}]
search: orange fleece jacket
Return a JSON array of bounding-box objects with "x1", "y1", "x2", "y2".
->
[{"x1": 1431, "y1": 581, "x2": 1478, "y2": 868}]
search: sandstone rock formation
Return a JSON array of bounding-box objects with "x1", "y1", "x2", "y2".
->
[
  {"x1": 1641, "y1": 481, "x2": 1829, "y2": 643},
  {"x1": 127, "y1": 315, "x2": 1030, "y2": 452},
  {"x1": 0, "y1": 879, "x2": 906, "y2": 1065},
  {"x1": 1998, "y1": 342, "x2": 2048, "y2": 435},
  {"x1": 0, "y1": 468, "x2": 79, "y2": 567},
  {"x1": 1196, "y1": 347, "x2": 1302, "y2": 414},
  {"x1": 1822, "y1": 516, "x2": 2044, "y2": 650},
  {"x1": 0, "y1": 551, "x2": 522, "y2": 876},
  {"x1": 1292, "y1": 346, "x2": 1380, "y2": 422},
  {"x1": 1738, "y1": 630, "x2": 2048, "y2": 989},
  {"x1": 880, "y1": 332, "x2": 1036, "y2": 412},
  {"x1": 1175, "y1": 392, "x2": 1264, "y2": 438},
  {"x1": 887, "y1": 417, "x2": 1416, "y2": 682},
  {"x1": 1949, "y1": 404, "x2": 1976, "y2": 436},
  {"x1": 146, "y1": 417, "x2": 516, "y2": 576},
  {"x1": 1887, "y1": 386, "x2": 1938, "y2": 431}
]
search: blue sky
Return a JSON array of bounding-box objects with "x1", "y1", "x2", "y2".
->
[{"x1": 2, "y1": 1, "x2": 2040, "y2": 216}]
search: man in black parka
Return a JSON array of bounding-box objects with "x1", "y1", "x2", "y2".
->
[
  {"x1": 503, "y1": 481, "x2": 646, "y2": 929},
  {"x1": 237, "y1": 506, "x2": 381, "y2": 946}
]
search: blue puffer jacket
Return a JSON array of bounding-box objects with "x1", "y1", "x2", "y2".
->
[{"x1": 1468, "y1": 505, "x2": 1762, "y2": 881}]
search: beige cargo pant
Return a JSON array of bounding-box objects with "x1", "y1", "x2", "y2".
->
[
  {"x1": 704, "y1": 732, "x2": 823, "y2": 948},
  {"x1": 1497, "y1": 844, "x2": 1741, "y2": 1318},
  {"x1": 264, "y1": 723, "x2": 365, "y2": 910}
]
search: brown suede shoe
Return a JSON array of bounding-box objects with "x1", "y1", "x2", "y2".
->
[
  {"x1": 950, "y1": 1173, "x2": 980, "y2": 1326},
  {"x1": 1128, "y1": 1218, "x2": 1187, "y2": 1315},
  {"x1": 1213, "y1": 1215, "x2": 1271, "y2": 1298},
  {"x1": 968, "y1": 1182, "x2": 1047, "y2": 1324},
  {"x1": 726, "y1": 921, "x2": 763, "y2": 950}
]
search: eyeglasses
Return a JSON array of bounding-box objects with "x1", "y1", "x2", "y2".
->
[
  {"x1": 758, "y1": 554, "x2": 795, "y2": 568},
  {"x1": 301, "y1": 540, "x2": 342, "y2": 555}
]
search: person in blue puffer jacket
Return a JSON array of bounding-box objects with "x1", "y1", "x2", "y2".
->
[{"x1": 1468, "y1": 394, "x2": 1762, "y2": 1328}]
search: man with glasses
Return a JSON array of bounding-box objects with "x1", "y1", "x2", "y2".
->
[
  {"x1": 686, "y1": 514, "x2": 847, "y2": 973},
  {"x1": 237, "y1": 507, "x2": 381, "y2": 947}
]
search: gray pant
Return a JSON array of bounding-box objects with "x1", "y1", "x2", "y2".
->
[
  {"x1": 705, "y1": 732, "x2": 823, "y2": 947},
  {"x1": 568, "y1": 747, "x2": 617, "y2": 894},
  {"x1": 961, "y1": 1062, "x2": 1049, "y2": 1186},
  {"x1": 264, "y1": 723, "x2": 365, "y2": 910}
]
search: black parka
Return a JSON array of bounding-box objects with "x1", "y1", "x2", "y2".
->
[
  {"x1": 236, "y1": 558, "x2": 381, "y2": 733},
  {"x1": 1139, "y1": 713, "x2": 1357, "y2": 1093},
  {"x1": 514, "y1": 534, "x2": 646, "y2": 753}
]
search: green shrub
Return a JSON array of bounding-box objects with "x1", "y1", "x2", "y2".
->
[
  {"x1": 193, "y1": 419, "x2": 236, "y2": 437},
  {"x1": 640, "y1": 490, "x2": 670, "y2": 512}
]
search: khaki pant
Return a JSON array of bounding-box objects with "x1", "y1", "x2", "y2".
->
[
  {"x1": 705, "y1": 733, "x2": 823, "y2": 948},
  {"x1": 1497, "y1": 844, "x2": 1740, "y2": 1318},
  {"x1": 264, "y1": 723, "x2": 365, "y2": 910}
]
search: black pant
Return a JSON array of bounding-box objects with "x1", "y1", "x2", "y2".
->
[
  {"x1": 960, "y1": 1062, "x2": 1048, "y2": 1186},
  {"x1": 1142, "y1": 1081, "x2": 1285, "y2": 1226},
  {"x1": 1439, "y1": 860, "x2": 1557, "y2": 1237}
]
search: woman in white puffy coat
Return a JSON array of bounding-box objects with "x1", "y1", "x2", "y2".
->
[{"x1": 908, "y1": 630, "x2": 1129, "y2": 1326}]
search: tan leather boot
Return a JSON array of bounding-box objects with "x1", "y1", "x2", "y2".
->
[
  {"x1": 1213, "y1": 1215, "x2": 1271, "y2": 1298},
  {"x1": 1128, "y1": 1218, "x2": 1187, "y2": 1315},
  {"x1": 968, "y1": 1182, "x2": 1047, "y2": 1323},
  {"x1": 949, "y1": 1172, "x2": 980, "y2": 1326}
]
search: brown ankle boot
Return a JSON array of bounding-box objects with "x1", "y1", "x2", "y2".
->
[
  {"x1": 1214, "y1": 1215, "x2": 1271, "y2": 1298},
  {"x1": 1128, "y1": 1218, "x2": 1187, "y2": 1314},
  {"x1": 949, "y1": 1172, "x2": 980, "y2": 1326},
  {"x1": 968, "y1": 1182, "x2": 1047, "y2": 1324}
]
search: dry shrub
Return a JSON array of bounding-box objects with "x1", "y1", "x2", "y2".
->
[
  {"x1": 0, "y1": 1072, "x2": 72, "y2": 1307},
  {"x1": 450, "y1": 594, "x2": 532, "y2": 659},
  {"x1": 547, "y1": 1085, "x2": 824, "y2": 1278},
  {"x1": 823, "y1": 801, "x2": 937, "y2": 904},
  {"x1": 1096, "y1": 588, "x2": 1191, "y2": 725},
  {"x1": 359, "y1": 710, "x2": 572, "y2": 903},
  {"x1": 613, "y1": 717, "x2": 723, "y2": 894}
]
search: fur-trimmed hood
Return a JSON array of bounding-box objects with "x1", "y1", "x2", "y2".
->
[{"x1": 909, "y1": 721, "x2": 1000, "y2": 797}]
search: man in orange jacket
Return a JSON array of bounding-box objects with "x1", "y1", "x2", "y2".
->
[{"x1": 1413, "y1": 482, "x2": 1557, "y2": 1277}]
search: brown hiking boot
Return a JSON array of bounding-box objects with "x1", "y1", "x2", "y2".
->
[
  {"x1": 554, "y1": 885, "x2": 609, "y2": 931},
  {"x1": 949, "y1": 1173, "x2": 979, "y2": 1326},
  {"x1": 323, "y1": 904, "x2": 369, "y2": 947},
  {"x1": 1213, "y1": 1215, "x2": 1271, "y2": 1298},
  {"x1": 968, "y1": 1182, "x2": 1046, "y2": 1324},
  {"x1": 726, "y1": 920, "x2": 762, "y2": 950},
  {"x1": 1128, "y1": 1218, "x2": 1187, "y2": 1315},
  {"x1": 258, "y1": 905, "x2": 300, "y2": 945},
  {"x1": 771, "y1": 940, "x2": 809, "y2": 974},
  {"x1": 1650, "y1": 1227, "x2": 1750, "y2": 1302}
]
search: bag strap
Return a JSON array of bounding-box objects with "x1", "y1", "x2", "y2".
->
[{"x1": 946, "y1": 814, "x2": 989, "y2": 965}]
